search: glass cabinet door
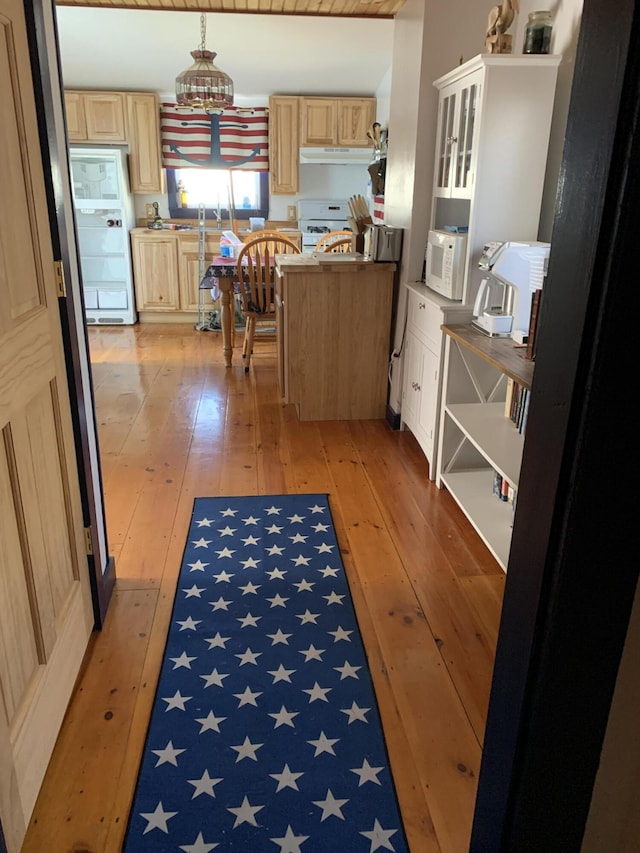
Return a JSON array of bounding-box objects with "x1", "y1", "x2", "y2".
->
[
  {"x1": 454, "y1": 83, "x2": 479, "y2": 194},
  {"x1": 436, "y1": 92, "x2": 456, "y2": 192},
  {"x1": 70, "y1": 153, "x2": 122, "y2": 201}
]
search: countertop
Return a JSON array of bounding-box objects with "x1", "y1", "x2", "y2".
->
[{"x1": 276, "y1": 254, "x2": 396, "y2": 273}]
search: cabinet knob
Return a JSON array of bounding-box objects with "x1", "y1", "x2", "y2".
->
[
  {"x1": 447, "y1": 136, "x2": 458, "y2": 145},
  {"x1": 412, "y1": 381, "x2": 421, "y2": 391},
  {"x1": 418, "y1": 301, "x2": 426, "y2": 310}
]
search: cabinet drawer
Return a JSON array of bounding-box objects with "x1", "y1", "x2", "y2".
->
[{"x1": 406, "y1": 289, "x2": 442, "y2": 353}]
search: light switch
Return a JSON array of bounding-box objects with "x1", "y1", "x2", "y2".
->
[{"x1": 287, "y1": 205, "x2": 297, "y2": 221}]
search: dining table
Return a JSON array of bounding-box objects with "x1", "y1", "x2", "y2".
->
[{"x1": 199, "y1": 256, "x2": 243, "y2": 367}]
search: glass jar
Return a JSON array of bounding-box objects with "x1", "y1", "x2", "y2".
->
[{"x1": 523, "y1": 11, "x2": 553, "y2": 54}]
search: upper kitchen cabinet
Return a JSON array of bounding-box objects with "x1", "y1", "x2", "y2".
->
[
  {"x1": 64, "y1": 90, "x2": 164, "y2": 194},
  {"x1": 125, "y1": 93, "x2": 164, "y2": 194},
  {"x1": 65, "y1": 91, "x2": 126, "y2": 143},
  {"x1": 269, "y1": 96, "x2": 299, "y2": 195},
  {"x1": 433, "y1": 76, "x2": 479, "y2": 199},
  {"x1": 300, "y1": 97, "x2": 376, "y2": 147}
]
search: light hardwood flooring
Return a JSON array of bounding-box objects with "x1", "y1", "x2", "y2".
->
[{"x1": 22, "y1": 324, "x2": 504, "y2": 853}]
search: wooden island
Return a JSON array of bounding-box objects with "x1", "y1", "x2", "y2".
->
[{"x1": 275, "y1": 254, "x2": 396, "y2": 421}]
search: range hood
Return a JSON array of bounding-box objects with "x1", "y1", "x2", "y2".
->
[{"x1": 299, "y1": 146, "x2": 372, "y2": 165}]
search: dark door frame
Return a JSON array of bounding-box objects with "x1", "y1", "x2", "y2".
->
[
  {"x1": 24, "y1": 0, "x2": 115, "y2": 627},
  {"x1": 472, "y1": 0, "x2": 640, "y2": 849}
]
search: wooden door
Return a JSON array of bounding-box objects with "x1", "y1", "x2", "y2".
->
[
  {"x1": 83, "y1": 92, "x2": 126, "y2": 141},
  {"x1": 126, "y1": 93, "x2": 164, "y2": 193},
  {"x1": 0, "y1": 1, "x2": 95, "y2": 850},
  {"x1": 337, "y1": 98, "x2": 376, "y2": 147},
  {"x1": 131, "y1": 235, "x2": 180, "y2": 311}
]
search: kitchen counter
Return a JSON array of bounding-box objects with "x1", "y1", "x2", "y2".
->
[{"x1": 275, "y1": 256, "x2": 396, "y2": 420}]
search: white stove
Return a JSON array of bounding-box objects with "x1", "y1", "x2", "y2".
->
[{"x1": 298, "y1": 199, "x2": 351, "y2": 253}]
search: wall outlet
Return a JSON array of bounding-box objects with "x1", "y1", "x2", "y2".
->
[
  {"x1": 287, "y1": 205, "x2": 297, "y2": 221},
  {"x1": 146, "y1": 204, "x2": 155, "y2": 218}
]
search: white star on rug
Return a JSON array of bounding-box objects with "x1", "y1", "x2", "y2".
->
[
  {"x1": 187, "y1": 560, "x2": 208, "y2": 571},
  {"x1": 315, "y1": 542, "x2": 334, "y2": 554},
  {"x1": 241, "y1": 534, "x2": 260, "y2": 545},
  {"x1": 233, "y1": 686, "x2": 262, "y2": 707},
  {"x1": 195, "y1": 518, "x2": 213, "y2": 527},
  {"x1": 267, "y1": 544, "x2": 286, "y2": 555},
  {"x1": 140, "y1": 801, "x2": 177, "y2": 835},
  {"x1": 269, "y1": 763, "x2": 304, "y2": 792},
  {"x1": 335, "y1": 661, "x2": 361, "y2": 680},
  {"x1": 241, "y1": 556, "x2": 261, "y2": 569},
  {"x1": 227, "y1": 795, "x2": 264, "y2": 827},
  {"x1": 152, "y1": 741, "x2": 186, "y2": 767},
  {"x1": 230, "y1": 736, "x2": 263, "y2": 761},
  {"x1": 220, "y1": 507, "x2": 237, "y2": 516},
  {"x1": 235, "y1": 647, "x2": 262, "y2": 666},
  {"x1": 162, "y1": 690, "x2": 191, "y2": 711},
  {"x1": 267, "y1": 629, "x2": 292, "y2": 645},
  {"x1": 313, "y1": 522, "x2": 330, "y2": 532},
  {"x1": 170, "y1": 651, "x2": 196, "y2": 670},
  {"x1": 319, "y1": 565, "x2": 339, "y2": 577},
  {"x1": 195, "y1": 710, "x2": 227, "y2": 733},
  {"x1": 268, "y1": 664, "x2": 295, "y2": 683},
  {"x1": 179, "y1": 830, "x2": 219, "y2": 851},
  {"x1": 268, "y1": 706, "x2": 299, "y2": 728},
  {"x1": 303, "y1": 682, "x2": 332, "y2": 703},
  {"x1": 292, "y1": 554, "x2": 311, "y2": 566},
  {"x1": 309, "y1": 504, "x2": 325, "y2": 514},
  {"x1": 290, "y1": 533, "x2": 308, "y2": 544},
  {"x1": 266, "y1": 523, "x2": 283, "y2": 534},
  {"x1": 193, "y1": 538, "x2": 212, "y2": 549},
  {"x1": 313, "y1": 789, "x2": 349, "y2": 821},
  {"x1": 183, "y1": 584, "x2": 205, "y2": 598},
  {"x1": 213, "y1": 570, "x2": 234, "y2": 583},
  {"x1": 328, "y1": 626, "x2": 353, "y2": 642},
  {"x1": 359, "y1": 818, "x2": 398, "y2": 851},
  {"x1": 297, "y1": 609, "x2": 320, "y2": 625},
  {"x1": 293, "y1": 579, "x2": 315, "y2": 592},
  {"x1": 187, "y1": 770, "x2": 223, "y2": 799},
  {"x1": 204, "y1": 632, "x2": 230, "y2": 649},
  {"x1": 270, "y1": 825, "x2": 309, "y2": 853},
  {"x1": 176, "y1": 616, "x2": 201, "y2": 631},
  {"x1": 341, "y1": 702, "x2": 371, "y2": 724},
  {"x1": 308, "y1": 731, "x2": 339, "y2": 756},
  {"x1": 218, "y1": 525, "x2": 236, "y2": 536},
  {"x1": 237, "y1": 612, "x2": 261, "y2": 628},
  {"x1": 242, "y1": 515, "x2": 259, "y2": 525},
  {"x1": 351, "y1": 758, "x2": 384, "y2": 786},
  {"x1": 215, "y1": 547, "x2": 235, "y2": 558},
  {"x1": 239, "y1": 581, "x2": 261, "y2": 595},
  {"x1": 209, "y1": 596, "x2": 231, "y2": 611},
  {"x1": 265, "y1": 505, "x2": 282, "y2": 515},
  {"x1": 266, "y1": 593, "x2": 289, "y2": 608},
  {"x1": 266, "y1": 567, "x2": 287, "y2": 579},
  {"x1": 200, "y1": 668, "x2": 229, "y2": 688},
  {"x1": 299, "y1": 644, "x2": 325, "y2": 662},
  {"x1": 323, "y1": 591, "x2": 345, "y2": 605}
]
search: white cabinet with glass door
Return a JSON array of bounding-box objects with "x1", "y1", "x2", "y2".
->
[{"x1": 433, "y1": 74, "x2": 480, "y2": 200}]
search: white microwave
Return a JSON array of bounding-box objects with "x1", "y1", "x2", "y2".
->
[{"x1": 425, "y1": 229, "x2": 467, "y2": 301}]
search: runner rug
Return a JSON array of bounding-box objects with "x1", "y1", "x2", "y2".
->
[{"x1": 124, "y1": 494, "x2": 409, "y2": 853}]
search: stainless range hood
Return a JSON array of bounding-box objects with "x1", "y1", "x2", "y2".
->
[{"x1": 299, "y1": 146, "x2": 372, "y2": 165}]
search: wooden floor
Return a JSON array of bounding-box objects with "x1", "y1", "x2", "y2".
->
[{"x1": 22, "y1": 324, "x2": 504, "y2": 853}]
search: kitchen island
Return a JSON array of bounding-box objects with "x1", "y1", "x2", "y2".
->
[{"x1": 275, "y1": 254, "x2": 395, "y2": 420}]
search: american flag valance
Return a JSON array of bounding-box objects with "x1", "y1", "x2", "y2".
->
[{"x1": 160, "y1": 103, "x2": 269, "y2": 171}]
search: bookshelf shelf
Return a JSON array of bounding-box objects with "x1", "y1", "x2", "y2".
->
[{"x1": 435, "y1": 324, "x2": 534, "y2": 572}]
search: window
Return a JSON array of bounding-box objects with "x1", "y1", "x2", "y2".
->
[{"x1": 166, "y1": 169, "x2": 269, "y2": 220}]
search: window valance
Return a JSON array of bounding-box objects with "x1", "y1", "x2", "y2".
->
[{"x1": 160, "y1": 103, "x2": 269, "y2": 171}]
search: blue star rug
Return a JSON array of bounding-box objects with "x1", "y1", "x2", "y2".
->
[{"x1": 124, "y1": 493, "x2": 409, "y2": 853}]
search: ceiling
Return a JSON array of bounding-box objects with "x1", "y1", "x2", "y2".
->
[
  {"x1": 55, "y1": 0, "x2": 405, "y2": 17},
  {"x1": 55, "y1": 6, "x2": 397, "y2": 100}
]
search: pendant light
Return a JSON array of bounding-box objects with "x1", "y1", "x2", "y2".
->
[{"x1": 175, "y1": 13, "x2": 234, "y2": 112}]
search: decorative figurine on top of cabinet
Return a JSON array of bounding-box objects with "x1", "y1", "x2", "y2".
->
[{"x1": 485, "y1": 0, "x2": 519, "y2": 54}]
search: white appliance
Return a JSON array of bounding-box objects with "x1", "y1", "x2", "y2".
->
[
  {"x1": 297, "y1": 199, "x2": 352, "y2": 253},
  {"x1": 69, "y1": 147, "x2": 136, "y2": 325},
  {"x1": 425, "y1": 229, "x2": 467, "y2": 301},
  {"x1": 473, "y1": 241, "x2": 550, "y2": 339},
  {"x1": 299, "y1": 147, "x2": 372, "y2": 165}
]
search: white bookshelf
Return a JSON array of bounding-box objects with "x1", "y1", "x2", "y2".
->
[{"x1": 436, "y1": 324, "x2": 534, "y2": 572}]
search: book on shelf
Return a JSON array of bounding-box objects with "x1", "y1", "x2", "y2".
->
[{"x1": 526, "y1": 288, "x2": 543, "y2": 360}]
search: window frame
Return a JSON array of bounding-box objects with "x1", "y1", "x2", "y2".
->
[{"x1": 166, "y1": 170, "x2": 269, "y2": 221}]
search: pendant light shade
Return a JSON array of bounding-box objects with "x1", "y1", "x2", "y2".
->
[{"x1": 175, "y1": 14, "x2": 234, "y2": 112}]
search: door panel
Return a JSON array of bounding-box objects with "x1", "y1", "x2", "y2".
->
[{"x1": 0, "y1": 0, "x2": 94, "y2": 849}]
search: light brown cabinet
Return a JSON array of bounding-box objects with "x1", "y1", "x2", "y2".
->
[
  {"x1": 64, "y1": 89, "x2": 163, "y2": 193},
  {"x1": 300, "y1": 97, "x2": 376, "y2": 147},
  {"x1": 268, "y1": 96, "x2": 300, "y2": 195},
  {"x1": 65, "y1": 92, "x2": 126, "y2": 142}
]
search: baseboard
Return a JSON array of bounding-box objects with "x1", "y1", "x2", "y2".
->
[{"x1": 385, "y1": 405, "x2": 401, "y2": 430}]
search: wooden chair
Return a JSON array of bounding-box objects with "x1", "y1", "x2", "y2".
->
[
  {"x1": 236, "y1": 234, "x2": 300, "y2": 372},
  {"x1": 314, "y1": 230, "x2": 354, "y2": 253}
]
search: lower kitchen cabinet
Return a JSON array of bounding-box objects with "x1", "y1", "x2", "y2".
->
[{"x1": 400, "y1": 282, "x2": 471, "y2": 477}]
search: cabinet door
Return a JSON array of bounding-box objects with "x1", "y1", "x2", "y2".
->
[
  {"x1": 126, "y1": 93, "x2": 164, "y2": 194},
  {"x1": 434, "y1": 74, "x2": 481, "y2": 199},
  {"x1": 402, "y1": 331, "x2": 423, "y2": 432},
  {"x1": 64, "y1": 92, "x2": 87, "y2": 141},
  {"x1": 178, "y1": 237, "x2": 220, "y2": 311},
  {"x1": 301, "y1": 98, "x2": 337, "y2": 146},
  {"x1": 417, "y1": 345, "x2": 439, "y2": 448},
  {"x1": 269, "y1": 96, "x2": 299, "y2": 194},
  {"x1": 131, "y1": 237, "x2": 179, "y2": 311},
  {"x1": 83, "y1": 93, "x2": 126, "y2": 142},
  {"x1": 337, "y1": 98, "x2": 376, "y2": 147}
]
